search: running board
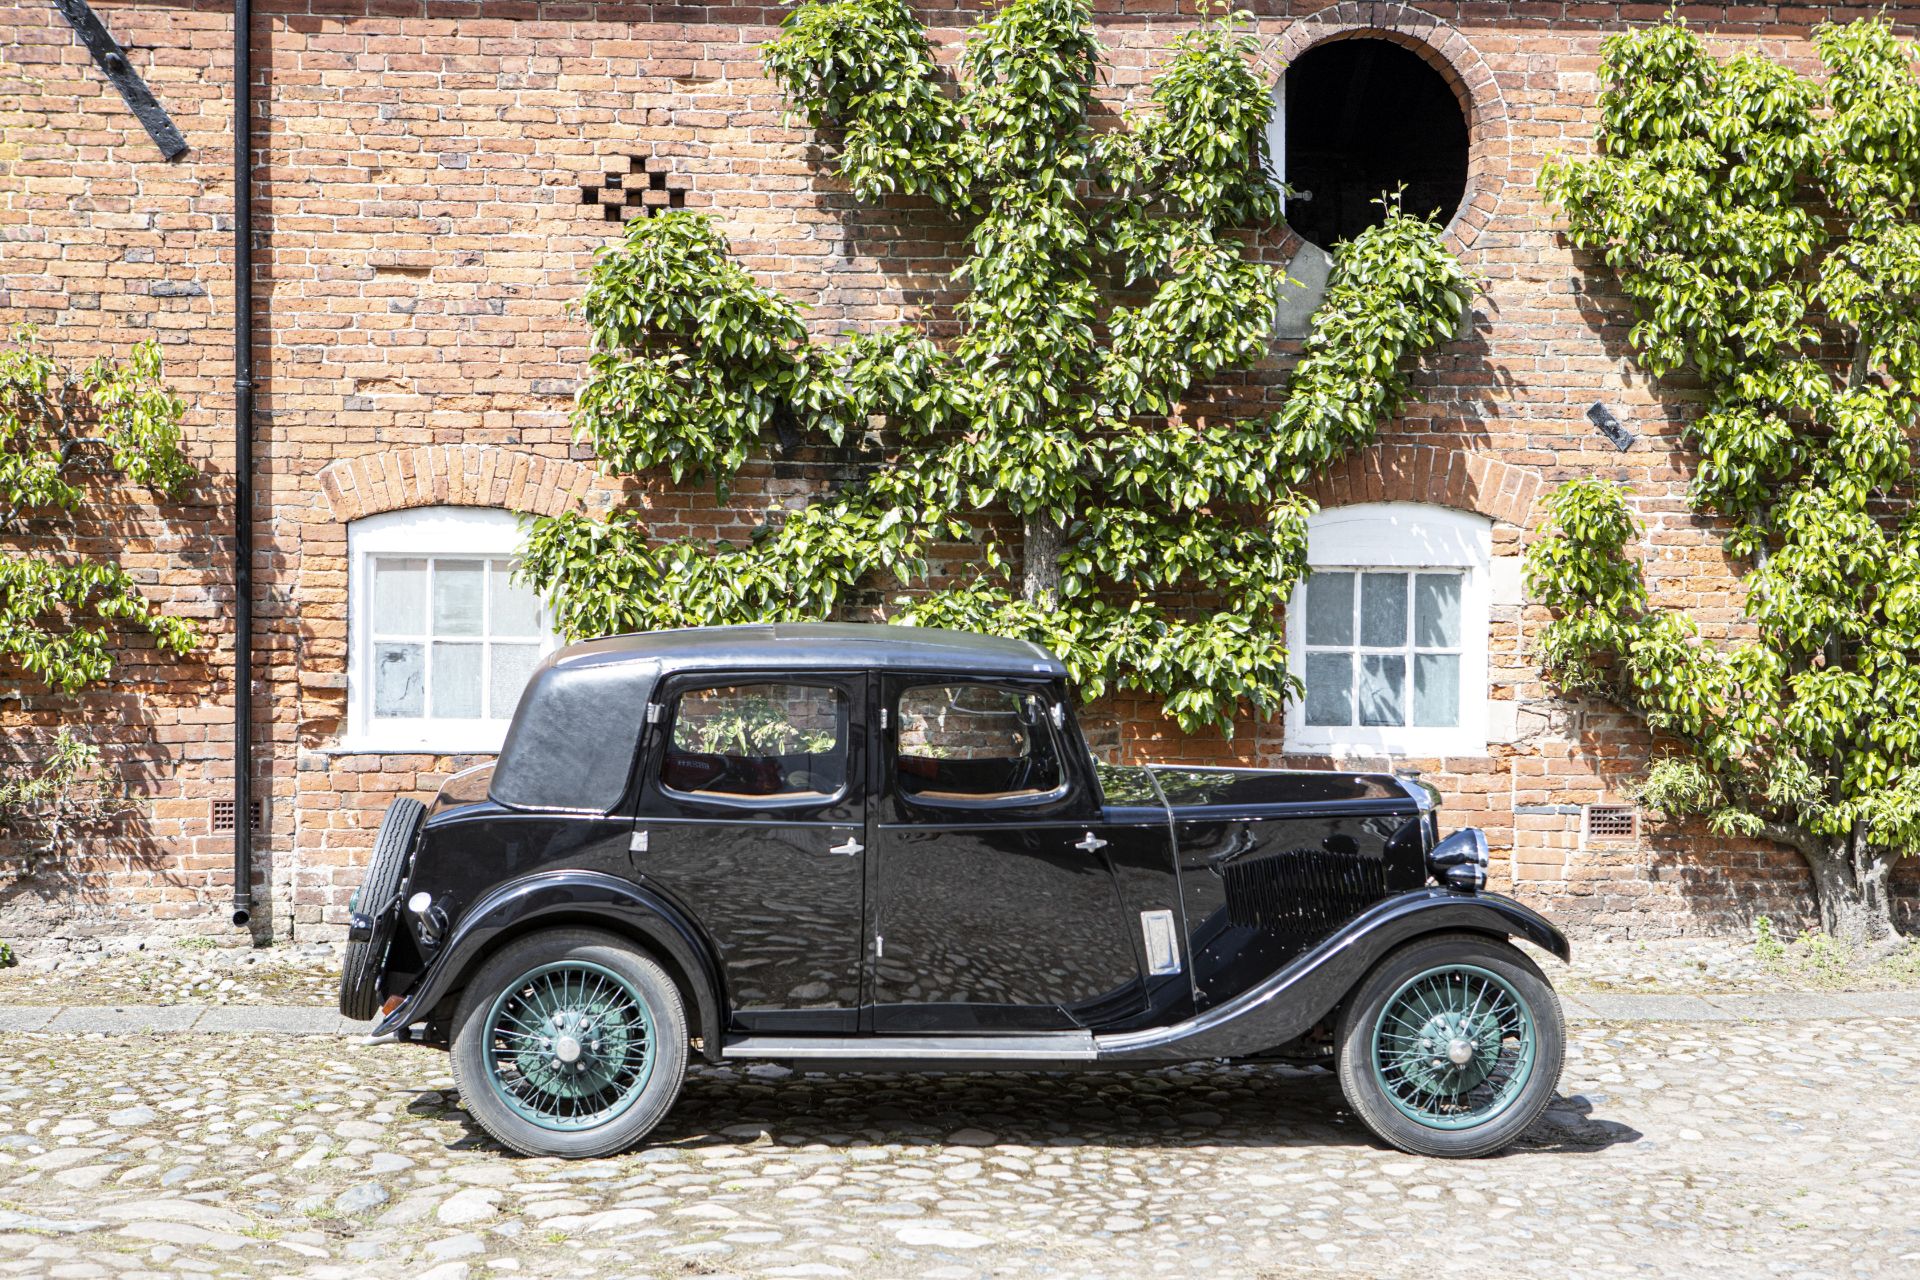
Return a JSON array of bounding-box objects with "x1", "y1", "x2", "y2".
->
[{"x1": 721, "y1": 1032, "x2": 1097, "y2": 1067}]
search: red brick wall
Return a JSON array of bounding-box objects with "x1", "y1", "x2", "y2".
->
[{"x1": 2, "y1": 0, "x2": 1914, "y2": 943}]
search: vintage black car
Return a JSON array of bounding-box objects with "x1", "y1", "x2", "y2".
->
[{"x1": 342, "y1": 623, "x2": 1568, "y2": 1160}]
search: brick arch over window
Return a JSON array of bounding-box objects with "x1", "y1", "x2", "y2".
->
[
  {"x1": 1271, "y1": 3, "x2": 1511, "y2": 253},
  {"x1": 315, "y1": 445, "x2": 594, "y2": 524},
  {"x1": 1299, "y1": 445, "x2": 1542, "y2": 531}
]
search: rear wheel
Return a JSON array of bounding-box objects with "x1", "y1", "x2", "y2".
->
[
  {"x1": 338, "y1": 797, "x2": 425, "y2": 1021},
  {"x1": 450, "y1": 928, "x2": 688, "y2": 1159},
  {"x1": 1335, "y1": 932, "x2": 1563, "y2": 1158}
]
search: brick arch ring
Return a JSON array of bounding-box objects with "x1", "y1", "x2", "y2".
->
[
  {"x1": 1268, "y1": 2, "x2": 1512, "y2": 256},
  {"x1": 315, "y1": 445, "x2": 597, "y2": 524},
  {"x1": 1299, "y1": 445, "x2": 1544, "y2": 531}
]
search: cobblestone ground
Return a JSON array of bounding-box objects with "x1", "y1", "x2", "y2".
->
[{"x1": 0, "y1": 1020, "x2": 1913, "y2": 1280}]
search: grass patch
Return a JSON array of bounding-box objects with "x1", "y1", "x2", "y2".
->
[{"x1": 1753, "y1": 916, "x2": 1920, "y2": 990}]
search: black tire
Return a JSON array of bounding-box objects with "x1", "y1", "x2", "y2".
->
[
  {"x1": 338, "y1": 796, "x2": 426, "y2": 1020},
  {"x1": 449, "y1": 928, "x2": 689, "y2": 1160},
  {"x1": 1335, "y1": 931, "x2": 1564, "y2": 1158}
]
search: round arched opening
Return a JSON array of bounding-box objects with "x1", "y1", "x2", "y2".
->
[{"x1": 1274, "y1": 38, "x2": 1470, "y2": 248}]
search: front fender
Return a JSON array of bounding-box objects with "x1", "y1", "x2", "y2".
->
[
  {"x1": 372, "y1": 870, "x2": 725, "y2": 1057},
  {"x1": 1096, "y1": 889, "x2": 1568, "y2": 1064}
]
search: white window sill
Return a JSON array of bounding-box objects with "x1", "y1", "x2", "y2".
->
[
  {"x1": 1284, "y1": 730, "x2": 1487, "y2": 759},
  {"x1": 331, "y1": 732, "x2": 508, "y2": 757}
]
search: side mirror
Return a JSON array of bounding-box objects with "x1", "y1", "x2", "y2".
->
[{"x1": 1427, "y1": 827, "x2": 1489, "y2": 892}]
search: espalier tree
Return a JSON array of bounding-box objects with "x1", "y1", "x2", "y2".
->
[
  {"x1": 0, "y1": 326, "x2": 199, "y2": 829},
  {"x1": 521, "y1": 0, "x2": 1471, "y2": 732},
  {"x1": 1534, "y1": 16, "x2": 1920, "y2": 944},
  {"x1": 1, "y1": 327, "x2": 198, "y2": 691}
]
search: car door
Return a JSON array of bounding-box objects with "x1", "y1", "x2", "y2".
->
[
  {"x1": 633, "y1": 673, "x2": 867, "y2": 1033},
  {"x1": 867, "y1": 675, "x2": 1146, "y2": 1033}
]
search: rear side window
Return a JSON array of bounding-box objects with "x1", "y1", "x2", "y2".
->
[
  {"x1": 662, "y1": 683, "x2": 848, "y2": 801},
  {"x1": 896, "y1": 684, "x2": 1064, "y2": 805}
]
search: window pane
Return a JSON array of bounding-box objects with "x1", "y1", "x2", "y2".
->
[
  {"x1": 1415, "y1": 573, "x2": 1462, "y2": 648},
  {"x1": 1360, "y1": 573, "x2": 1408, "y2": 647},
  {"x1": 490, "y1": 562, "x2": 541, "y2": 638},
  {"x1": 664, "y1": 684, "x2": 847, "y2": 799},
  {"x1": 1414, "y1": 652, "x2": 1460, "y2": 727},
  {"x1": 372, "y1": 642, "x2": 424, "y2": 718},
  {"x1": 372, "y1": 558, "x2": 426, "y2": 636},
  {"x1": 1303, "y1": 652, "x2": 1353, "y2": 726},
  {"x1": 1359, "y1": 653, "x2": 1405, "y2": 726},
  {"x1": 896, "y1": 685, "x2": 1062, "y2": 803},
  {"x1": 430, "y1": 642, "x2": 482, "y2": 718},
  {"x1": 1303, "y1": 572, "x2": 1354, "y2": 646},
  {"x1": 432, "y1": 560, "x2": 485, "y2": 636},
  {"x1": 490, "y1": 643, "x2": 542, "y2": 719}
]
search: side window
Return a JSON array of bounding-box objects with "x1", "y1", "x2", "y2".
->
[
  {"x1": 896, "y1": 684, "x2": 1064, "y2": 806},
  {"x1": 661, "y1": 683, "x2": 848, "y2": 801}
]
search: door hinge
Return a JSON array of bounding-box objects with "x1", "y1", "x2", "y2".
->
[
  {"x1": 879, "y1": 707, "x2": 889, "y2": 729},
  {"x1": 645, "y1": 701, "x2": 663, "y2": 725},
  {"x1": 875, "y1": 934, "x2": 884, "y2": 958},
  {"x1": 629, "y1": 830, "x2": 649, "y2": 854}
]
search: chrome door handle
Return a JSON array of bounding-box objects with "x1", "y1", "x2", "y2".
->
[
  {"x1": 1075, "y1": 832, "x2": 1108, "y2": 853},
  {"x1": 828, "y1": 838, "x2": 864, "y2": 856}
]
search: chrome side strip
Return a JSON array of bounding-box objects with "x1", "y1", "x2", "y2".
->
[{"x1": 720, "y1": 1033, "x2": 1098, "y2": 1063}]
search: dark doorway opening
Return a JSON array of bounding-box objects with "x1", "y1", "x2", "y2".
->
[{"x1": 1282, "y1": 39, "x2": 1470, "y2": 248}]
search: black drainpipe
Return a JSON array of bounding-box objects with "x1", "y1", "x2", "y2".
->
[{"x1": 231, "y1": 0, "x2": 254, "y2": 929}]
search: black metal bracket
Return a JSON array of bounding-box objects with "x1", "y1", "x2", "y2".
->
[
  {"x1": 1587, "y1": 401, "x2": 1635, "y2": 452},
  {"x1": 52, "y1": 0, "x2": 188, "y2": 160}
]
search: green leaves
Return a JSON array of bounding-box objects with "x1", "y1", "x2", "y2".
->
[
  {"x1": 532, "y1": 1, "x2": 1468, "y2": 734},
  {"x1": 1095, "y1": 11, "x2": 1283, "y2": 228},
  {"x1": 574, "y1": 214, "x2": 823, "y2": 492},
  {"x1": 2, "y1": 327, "x2": 201, "y2": 693},
  {"x1": 1533, "y1": 16, "x2": 1920, "y2": 921},
  {"x1": 1268, "y1": 200, "x2": 1473, "y2": 482}
]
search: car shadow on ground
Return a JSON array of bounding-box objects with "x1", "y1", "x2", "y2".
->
[{"x1": 413, "y1": 1062, "x2": 1641, "y2": 1158}]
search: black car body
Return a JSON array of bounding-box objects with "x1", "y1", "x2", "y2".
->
[{"x1": 344, "y1": 623, "x2": 1568, "y2": 1158}]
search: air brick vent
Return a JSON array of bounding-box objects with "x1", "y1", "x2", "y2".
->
[
  {"x1": 212, "y1": 798, "x2": 264, "y2": 833},
  {"x1": 1584, "y1": 804, "x2": 1637, "y2": 841},
  {"x1": 579, "y1": 154, "x2": 688, "y2": 223}
]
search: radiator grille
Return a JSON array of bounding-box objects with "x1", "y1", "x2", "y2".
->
[{"x1": 1221, "y1": 847, "x2": 1386, "y2": 941}]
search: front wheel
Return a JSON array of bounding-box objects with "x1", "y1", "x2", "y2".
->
[
  {"x1": 1335, "y1": 932, "x2": 1563, "y2": 1158},
  {"x1": 450, "y1": 928, "x2": 688, "y2": 1159}
]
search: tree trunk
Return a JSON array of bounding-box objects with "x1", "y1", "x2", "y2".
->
[
  {"x1": 1804, "y1": 837, "x2": 1901, "y2": 951},
  {"x1": 1022, "y1": 512, "x2": 1062, "y2": 608}
]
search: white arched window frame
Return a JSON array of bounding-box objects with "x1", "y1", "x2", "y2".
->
[
  {"x1": 1263, "y1": 71, "x2": 1288, "y2": 210},
  {"x1": 1285, "y1": 502, "x2": 1491, "y2": 758},
  {"x1": 346, "y1": 507, "x2": 558, "y2": 753}
]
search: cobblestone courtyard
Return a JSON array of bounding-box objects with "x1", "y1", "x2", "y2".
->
[{"x1": 0, "y1": 1018, "x2": 1912, "y2": 1279}]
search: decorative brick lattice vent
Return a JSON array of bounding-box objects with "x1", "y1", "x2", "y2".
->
[
  {"x1": 580, "y1": 155, "x2": 687, "y2": 223},
  {"x1": 211, "y1": 798, "x2": 264, "y2": 834},
  {"x1": 1584, "y1": 804, "x2": 1637, "y2": 841}
]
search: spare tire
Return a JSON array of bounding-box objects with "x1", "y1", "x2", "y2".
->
[{"x1": 338, "y1": 796, "x2": 426, "y2": 1021}]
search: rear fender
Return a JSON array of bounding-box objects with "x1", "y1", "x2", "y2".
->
[
  {"x1": 372, "y1": 870, "x2": 726, "y2": 1059},
  {"x1": 1096, "y1": 888, "x2": 1569, "y2": 1064}
]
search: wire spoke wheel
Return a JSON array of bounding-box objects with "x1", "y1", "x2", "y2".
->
[
  {"x1": 1370, "y1": 962, "x2": 1536, "y2": 1131},
  {"x1": 483, "y1": 960, "x2": 657, "y2": 1133}
]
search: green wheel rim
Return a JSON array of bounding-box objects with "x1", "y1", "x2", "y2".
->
[
  {"x1": 1370, "y1": 962, "x2": 1536, "y2": 1131},
  {"x1": 482, "y1": 960, "x2": 657, "y2": 1133}
]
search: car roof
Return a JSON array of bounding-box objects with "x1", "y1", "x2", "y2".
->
[{"x1": 547, "y1": 622, "x2": 1069, "y2": 681}]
